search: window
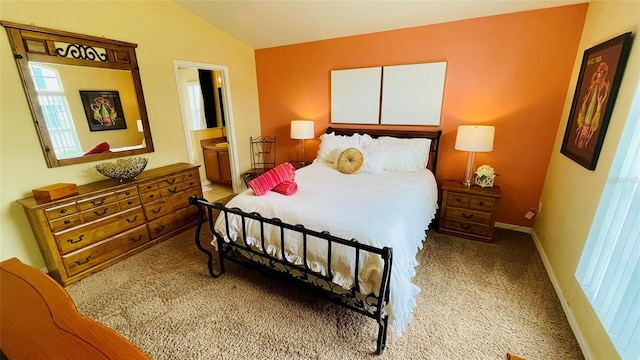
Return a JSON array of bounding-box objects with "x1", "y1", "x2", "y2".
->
[
  {"x1": 187, "y1": 82, "x2": 206, "y2": 130},
  {"x1": 576, "y1": 83, "x2": 640, "y2": 360},
  {"x1": 29, "y1": 64, "x2": 82, "y2": 159}
]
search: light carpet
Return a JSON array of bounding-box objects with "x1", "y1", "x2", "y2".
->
[{"x1": 67, "y1": 227, "x2": 583, "y2": 359}]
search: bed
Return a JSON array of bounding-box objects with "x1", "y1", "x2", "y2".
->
[{"x1": 190, "y1": 127, "x2": 441, "y2": 354}]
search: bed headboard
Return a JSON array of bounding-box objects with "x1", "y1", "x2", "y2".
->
[{"x1": 325, "y1": 127, "x2": 443, "y2": 175}]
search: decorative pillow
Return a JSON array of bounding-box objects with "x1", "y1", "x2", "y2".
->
[
  {"x1": 272, "y1": 180, "x2": 298, "y2": 196},
  {"x1": 337, "y1": 148, "x2": 364, "y2": 174},
  {"x1": 316, "y1": 132, "x2": 372, "y2": 165},
  {"x1": 248, "y1": 162, "x2": 296, "y2": 196},
  {"x1": 376, "y1": 136, "x2": 432, "y2": 169},
  {"x1": 84, "y1": 141, "x2": 110, "y2": 155}
]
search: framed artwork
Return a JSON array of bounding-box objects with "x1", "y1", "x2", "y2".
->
[
  {"x1": 80, "y1": 90, "x2": 127, "y2": 131},
  {"x1": 560, "y1": 32, "x2": 632, "y2": 170}
]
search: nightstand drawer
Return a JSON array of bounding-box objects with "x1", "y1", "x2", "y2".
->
[
  {"x1": 442, "y1": 219, "x2": 490, "y2": 236},
  {"x1": 445, "y1": 207, "x2": 492, "y2": 225},
  {"x1": 446, "y1": 193, "x2": 471, "y2": 208},
  {"x1": 469, "y1": 196, "x2": 496, "y2": 212}
]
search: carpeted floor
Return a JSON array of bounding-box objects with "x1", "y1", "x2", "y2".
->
[{"x1": 67, "y1": 226, "x2": 583, "y2": 359}]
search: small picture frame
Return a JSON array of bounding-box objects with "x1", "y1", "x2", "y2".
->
[
  {"x1": 560, "y1": 32, "x2": 632, "y2": 170},
  {"x1": 80, "y1": 90, "x2": 127, "y2": 131}
]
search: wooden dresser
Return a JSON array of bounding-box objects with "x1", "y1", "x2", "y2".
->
[
  {"x1": 18, "y1": 163, "x2": 202, "y2": 286},
  {"x1": 439, "y1": 180, "x2": 503, "y2": 242}
]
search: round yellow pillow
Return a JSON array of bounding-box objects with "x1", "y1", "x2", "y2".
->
[{"x1": 337, "y1": 148, "x2": 364, "y2": 174}]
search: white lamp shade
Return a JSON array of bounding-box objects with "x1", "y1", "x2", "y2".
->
[
  {"x1": 455, "y1": 125, "x2": 495, "y2": 152},
  {"x1": 290, "y1": 120, "x2": 314, "y2": 140}
]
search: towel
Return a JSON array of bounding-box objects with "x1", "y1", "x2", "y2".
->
[
  {"x1": 272, "y1": 180, "x2": 298, "y2": 196},
  {"x1": 249, "y1": 162, "x2": 296, "y2": 196}
]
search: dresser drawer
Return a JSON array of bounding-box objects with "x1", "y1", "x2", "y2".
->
[
  {"x1": 44, "y1": 202, "x2": 78, "y2": 221},
  {"x1": 157, "y1": 175, "x2": 182, "y2": 188},
  {"x1": 139, "y1": 182, "x2": 159, "y2": 193},
  {"x1": 442, "y1": 219, "x2": 490, "y2": 237},
  {"x1": 116, "y1": 187, "x2": 138, "y2": 200},
  {"x1": 49, "y1": 213, "x2": 83, "y2": 233},
  {"x1": 143, "y1": 188, "x2": 200, "y2": 221},
  {"x1": 55, "y1": 207, "x2": 145, "y2": 254},
  {"x1": 147, "y1": 206, "x2": 198, "y2": 239},
  {"x1": 140, "y1": 190, "x2": 160, "y2": 203},
  {"x1": 119, "y1": 196, "x2": 141, "y2": 211},
  {"x1": 468, "y1": 196, "x2": 496, "y2": 212},
  {"x1": 445, "y1": 207, "x2": 492, "y2": 225},
  {"x1": 77, "y1": 193, "x2": 117, "y2": 211},
  {"x1": 80, "y1": 203, "x2": 120, "y2": 222},
  {"x1": 182, "y1": 170, "x2": 198, "y2": 182},
  {"x1": 158, "y1": 180, "x2": 198, "y2": 198},
  {"x1": 62, "y1": 225, "x2": 151, "y2": 277}
]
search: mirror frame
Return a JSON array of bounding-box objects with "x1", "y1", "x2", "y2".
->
[{"x1": 1, "y1": 21, "x2": 154, "y2": 167}]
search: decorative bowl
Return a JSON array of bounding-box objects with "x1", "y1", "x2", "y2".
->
[{"x1": 96, "y1": 157, "x2": 148, "y2": 182}]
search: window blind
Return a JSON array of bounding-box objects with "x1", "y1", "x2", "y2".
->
[{"x1": 576, "y1": 84, "x2": 640, "y2": 360}]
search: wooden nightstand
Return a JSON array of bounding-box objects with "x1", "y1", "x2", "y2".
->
[{"x1": 439, "y1": 180, "x2": 502, "y2": 242}]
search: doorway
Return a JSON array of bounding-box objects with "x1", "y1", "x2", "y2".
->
[{"x1": 173, "y1": 60, "x2": 240, "y2": 198}]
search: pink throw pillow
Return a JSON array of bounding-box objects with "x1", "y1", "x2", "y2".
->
[
  {"x1": 249, "y1": 162, "x2": 295, "y2": 196},
  {"x1": 272, "y1": 180, "x2": 298, "y2": 196}
]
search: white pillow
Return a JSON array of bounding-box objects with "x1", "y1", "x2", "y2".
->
[
  {"x1": 316, "y1": 132, "x2": 373, "y2": 165},
  {"x1": 361, "y1": 148, "x2": 385, "y2": 174},
  {"x1": 376, "y1": 136, "x2": 432, "y2": 169}
]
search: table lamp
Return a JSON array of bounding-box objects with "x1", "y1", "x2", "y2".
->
[
  {"x1": 290, "y1": 120, "x2": 314, "y2": 166},
  {"x1": 455, "y1": 125, "x2": 495, "y2": 187}
]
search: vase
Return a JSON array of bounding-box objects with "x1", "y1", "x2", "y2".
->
[{"x1": 475, "y1": 175, "x2": 495, "y2": 188}]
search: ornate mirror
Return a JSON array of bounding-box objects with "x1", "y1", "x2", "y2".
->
[{"x1": 1, "y1": 21, "x2": 154, "y2": 167}]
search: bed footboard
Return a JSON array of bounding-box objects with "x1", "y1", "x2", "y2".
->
[{"x1": 189, "y1": 196, "x2": 393, "y2": 355}]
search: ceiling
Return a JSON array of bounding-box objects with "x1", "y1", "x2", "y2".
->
[{"x1": 173, "y1": 0, "x2": 585, "y2": 49}]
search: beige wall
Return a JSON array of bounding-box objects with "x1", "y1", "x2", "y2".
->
[
  {"x1": 533, "y1": 1, "x2": 640, "y2": 359},
  {"x1": 0, "y1": 1, "x2": 261, "y2": 268}
]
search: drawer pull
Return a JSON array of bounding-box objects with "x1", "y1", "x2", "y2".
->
[
  {"x1": 60, "y1": 209, "x2": 67, "y2": 214},
  {"x1": 155, "y1": 224, "x2": 166, "y2": 233},
  {"x1": 151, "y1": 207, "x2": 162, "y2": 214},
  {"x1": 460, "y1": 224, "x2": 471, "y2": 230},
  {"x1": 126, "y1": 215, "x2": 138, "y2": 223},
  {"x1": 64, "y1": 219, "x2": 71, "y2": 224},
  {"x1": 127, "y1": 200, "x2": 134, "y2": 205},
  {"x1": 67, "y1": 234, "x2": 84, "y2": 244},
  {"x1": 125, "y1": 191, "x2": 131, "y2": 195},
  {"x1": 131, "y1": 234, "x2": 144, "y2": 242},
  {"x1": 479, "y1": 201, "x2": 484, "y2": 206},
  {"x1": 167, "y1": 187, "x2": 178, "y2": 194},
  {"x1": 164, "y1": 179, "x2": 176, "y2": 185},
  {"x1": 146, "y1": 185, "x2": 153, "y2": 189},
  {"x1": 93, "y1": 208, "x2": 108, "y2": 216},
  {"x1": 75, "y1": 256, "x2": 91, "y2": 265},
  {"x1": 91, "y1": 199, "x2": 106, "y2": 206},
  {"x1": 149, "y1": 194, "x2": 155, "y2": 199},
  {"x1": 455, "y1": 198, "x2": 462, "y2": 202},
  {"x1": 462, "y1": 213, "x2": 474, "y2": 219}
]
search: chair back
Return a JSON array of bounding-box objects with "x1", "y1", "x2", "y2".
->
[{"x1": 250, "y1": 136, "x2": 276, "y2": 170}]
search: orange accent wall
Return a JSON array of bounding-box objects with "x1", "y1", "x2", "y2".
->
[{"x1": 255, "y1": 4, "x2": 588, "y2": 227}]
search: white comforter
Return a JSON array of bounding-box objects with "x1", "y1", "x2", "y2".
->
[{"x1": 213, "y1": 161, "x2": 438, "y2": 335}]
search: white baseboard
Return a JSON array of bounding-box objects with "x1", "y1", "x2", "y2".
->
[
  {"x1": 530, "y1": 230, "x2": 594, "y2": 360},
  {"x1": 495, "y1": 222, "x2": 532, "y2": 233}
]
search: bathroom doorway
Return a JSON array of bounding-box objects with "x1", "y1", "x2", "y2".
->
[{"x1": 173, "y1": 60, "x2": 239, "y2": 199}]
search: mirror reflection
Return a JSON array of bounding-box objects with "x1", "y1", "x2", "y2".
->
[{"x1": 29, "y1": 62, "x2": 146, "y2": 159}]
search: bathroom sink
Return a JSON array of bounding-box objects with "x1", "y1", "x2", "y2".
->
[{"x1": 215, "y1": 142, "x2": 229, "y2": 149}]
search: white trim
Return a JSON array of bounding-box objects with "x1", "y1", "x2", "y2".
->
[
  {"x1": 172, "y1": 60, "x2": 240, "y2": 194},
  {"x1": 495, "y1": 222, "x2": 532, "y2": 233},
  {"x1": 530, "y1": 229, "x2": 594, "y2": 360}
]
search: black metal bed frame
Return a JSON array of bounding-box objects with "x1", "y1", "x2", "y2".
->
[
  {"x1": 191, "y1": 127, "x2": 441, "y2": 355},
  {"x1": 190, "y1": 196, "x2": 393, "y2": 354}
]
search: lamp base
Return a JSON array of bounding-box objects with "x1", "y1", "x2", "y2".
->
[{"x1": 461, "y1": 151, "x2": 476, "y2": 187}]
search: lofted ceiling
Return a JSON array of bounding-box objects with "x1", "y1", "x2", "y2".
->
[{"x1": 173, "y1": 0, "x2": 586, "y2": 49}]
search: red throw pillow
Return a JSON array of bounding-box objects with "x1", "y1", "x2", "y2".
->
[
  {"x1": 84, "y1": 142, "x2": 110, "y2": 155},
  {"x1": 248, "y1": 162, "x2": 295, "y2": 196},
  {"x1": 272, "y1": 180, "x2": 298, "y2": 196}
]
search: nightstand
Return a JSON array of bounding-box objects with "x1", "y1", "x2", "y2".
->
[{"x1": 438, "y1": 180, "x2": 502, "y2": 242}]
